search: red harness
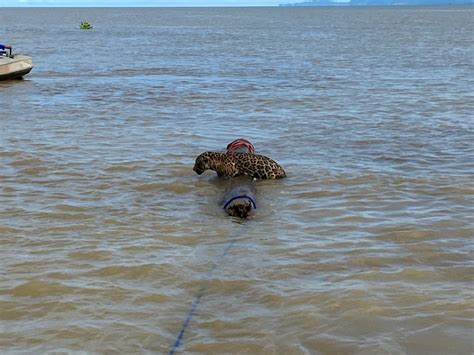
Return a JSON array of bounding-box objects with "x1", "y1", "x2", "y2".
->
[{"x1": 226, "y1": 138, "x2": 255, "y2": 154}]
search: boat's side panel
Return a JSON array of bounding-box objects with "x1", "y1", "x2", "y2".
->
[
  {"x1": 0, "y1": 55, "x2": 33, "y2": 80},
  {"x1": 0, "y1": 67, "x2": 33, "y2": 80}
]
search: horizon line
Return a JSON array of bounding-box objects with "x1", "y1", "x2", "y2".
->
[{"x1": 1, "y1": 3, "x2": 473, "y2": 7}]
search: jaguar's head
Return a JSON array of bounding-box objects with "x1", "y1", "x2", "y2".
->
[{"x1": 193, "y1": 152, "x2": 221, "y2": 175}]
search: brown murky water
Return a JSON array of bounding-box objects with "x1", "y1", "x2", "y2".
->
[{"x1": 1, "y1": 6, "x2": 473, "y2": 354}]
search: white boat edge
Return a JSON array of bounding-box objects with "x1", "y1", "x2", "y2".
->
[{"x1": 0, "y1": 54, "x2": 33, "y2": 80}]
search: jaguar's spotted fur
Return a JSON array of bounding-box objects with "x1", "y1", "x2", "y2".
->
[{"x1": 193, "y1": 151, "x2": 286, "y2": 180}]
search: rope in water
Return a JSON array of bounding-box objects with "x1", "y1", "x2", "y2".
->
[
  {"x1": 223, "y1": 195, "x2": 257, "y2": 211},
  {"x1": 168, "y1": 232, "x2": 240, "y2": 354}
]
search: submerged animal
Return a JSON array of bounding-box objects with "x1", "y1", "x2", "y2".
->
[
  {"x1": 221, "y1": 175, "x2": 257, "y2": 218},
  {"x1": 193, "y1": 151, "x2": 286, "y2": 180}
]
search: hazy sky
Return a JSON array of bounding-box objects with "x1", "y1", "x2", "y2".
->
[{"x1": 0, "y1": 0, "x2": 286, "y2": 6}]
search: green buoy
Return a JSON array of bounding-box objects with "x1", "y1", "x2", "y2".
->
[{"x1": 80, "y1": 21, "x2": 93, "y2": 30}]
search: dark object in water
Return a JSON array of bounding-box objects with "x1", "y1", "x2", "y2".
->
[{"x1": 220, "y1": 176, "x2": 256, "y2": 218}]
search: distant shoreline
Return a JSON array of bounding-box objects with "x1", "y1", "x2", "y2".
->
[{"x1": 280, "y1": 1, "x2": 473, "y2": 7}]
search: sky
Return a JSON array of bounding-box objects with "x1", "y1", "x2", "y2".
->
[{"x1": 0, "y1": 0, "x2": 286, "y2": 6}]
